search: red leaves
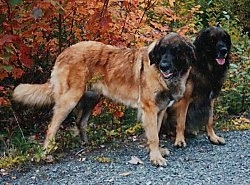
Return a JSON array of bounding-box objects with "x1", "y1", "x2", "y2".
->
[
  {"x1": 0, "y1": 34, "x2": 19, "y2": 46},
  {"x1": 92, "y1": 98, "x2": 125, "y2": 119},
  {"x1": 18, "y1": 44, "x2": 32, "y2": 68},
  {"x1": 0, "y1": 0, "x2": 202, "y2": 111},
  {"x1": 11, "y1": 67, "x2": 24, "y2": 79},
  {"x1": 0, "y1": 34, "x2": 33, "y2": 79},
  {"x1": 92, "y1": 101, "x2": 103, "y2": 116}
]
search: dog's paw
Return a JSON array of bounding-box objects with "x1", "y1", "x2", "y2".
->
[
  {"x1": 208, "y1": 135, "x2": 225, "y2": 145},
  {"x1": 150, "y1": 150, "x2": 167, "y2": 166},
  {"x1": 174, "y1": 137, "x2": 187, "y2": 147}
]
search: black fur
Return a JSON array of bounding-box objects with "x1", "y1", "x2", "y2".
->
[
  {"x1": 155, "y1": 90, "x2": 174, "y2": 109},
  {"x1": 75, "y1": 91, "x2": 101, "y2": 143},
  {"x1": 162, "y1": 26, "x2": 231, "y2": 135}
]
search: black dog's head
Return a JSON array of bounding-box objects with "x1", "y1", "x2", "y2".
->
[
  {"x1": 194, "y1": 26, "x2": 231, "y2": 66},
  {"x1": 148, "y1": 33, "x2": 195, "y2": 80}
]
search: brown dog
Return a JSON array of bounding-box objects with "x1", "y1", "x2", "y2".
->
[
  {"x1": 163, "y1": 27, "x2": 231, "y2": 147},
  {"x1": 13, "y1": 33, "x2": 195, "y2": 166}
]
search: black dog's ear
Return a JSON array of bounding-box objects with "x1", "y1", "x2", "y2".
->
[
  {"x1": 193, "y1": 27, "x2": 210, "y2": 49},
  {"x1": 187, "y1": 42, "x2": 196, "y2": 64},
  {"x1": 193, "y1": 30, "x2": 205, "y2": 48},
  {"x1": 148, "y1": 40, "x2": 160, "y2": 65}
]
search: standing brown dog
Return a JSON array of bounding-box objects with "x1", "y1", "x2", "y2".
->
[{"x1": 13, "y1": 33, "x2": 195, "y2": 166}]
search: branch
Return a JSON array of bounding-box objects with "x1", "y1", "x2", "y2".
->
[
  {"x1": 11, "y1": 107, "x2": 26, "y2": 142},
  {"x1": 3, "y1": 0, "x2": 14, "y2": 34}
]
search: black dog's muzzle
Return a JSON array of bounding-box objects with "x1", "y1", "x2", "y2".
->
[{"x1": 216, "y1": 46, "x2": 228, "y2": 65}]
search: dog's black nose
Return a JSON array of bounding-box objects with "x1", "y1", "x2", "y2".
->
[
  {"x1": 160, "y1": 60, "x2": 171, "y2": 71},
  {"x1": 219, "y1": 47, "x2": 228, "y2": 56}
]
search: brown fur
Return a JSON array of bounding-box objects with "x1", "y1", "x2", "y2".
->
[{"x1": 13, "y1": 33, "x2": 194, "y2": 166}]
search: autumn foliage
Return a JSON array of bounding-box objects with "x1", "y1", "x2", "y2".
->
[{"x1": 0, "y1": 0, "x2": 202, "y2": 106}]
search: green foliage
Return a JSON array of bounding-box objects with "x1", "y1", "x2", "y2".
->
[
  {"x1": 9, "y1": 0, "x2": 23, "y2": 6},
  {"x1": 0, "y1": 129, "x2": 40, "y2": 168},
  {"x1": 86, "y1": 107, "x2": 139, "y2": 146}
]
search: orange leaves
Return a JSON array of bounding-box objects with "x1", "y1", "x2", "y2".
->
[
  {"x1": 11, "y1": 67, "x2": 24, "y2": 79},
  {"x1": 92, "y1": 98, "x2": 125, "y2": 119},
  {"x1": 0, "y1": 70, "x2": 8, "y2": 80},
  {"x1": 0, "y1": 97, "x2": 9, "y2": 106},
  {"x1": 0, "y1": 86, "x2": 10, "y2": 106},
  {"x1": 92, "y1": 101, "x2": 103, "y2": 117}
]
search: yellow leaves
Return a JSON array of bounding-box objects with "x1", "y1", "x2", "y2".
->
[
  {"x1": 88, "y1": 74, "x2": 104, "y2": 84},
  {"x1": 169, "y1": 0, "x2": 175, "y2": 7},
  {"x1": 231, "y1": 117, "x2": 250, "y2": 126},
  {"x1": 125, "y1": 123, "x2": 142, "y2": 135},
  {"x1": 0, "y1": 155, "x2": 27, "y2": 169},
  {"x1": 190, "y1": 5, "x2": 203, "y2": 14},
  {"x1": 219, "y1": 116, "x2": 250, "y2": 131},
  {"x1": 94, "y1": 156, "x2": 112, "y2": 163}
]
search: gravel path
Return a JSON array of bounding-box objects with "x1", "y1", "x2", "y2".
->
[{"x1": 1, "y1": 130, "x2": 250, "y2": 185}]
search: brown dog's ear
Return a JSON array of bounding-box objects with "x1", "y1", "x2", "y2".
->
[{"x1": 148, "y1": 40, "x2": 159, "y2": 65}]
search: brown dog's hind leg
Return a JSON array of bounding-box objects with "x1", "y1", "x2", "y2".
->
[
  {"x1": 206, "y1": 99, "x2": 225, "y2": 145},
  {"x1": 44, "y1": 89, "x2": 85, "y2": 152}
]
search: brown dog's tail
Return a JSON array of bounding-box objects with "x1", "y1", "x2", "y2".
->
[{"x1": 12, "y1": 82, "x2": 54, "y2": 107}]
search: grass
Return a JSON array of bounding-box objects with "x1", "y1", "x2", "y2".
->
[{"x1": 0, "y1": 107, "x2": 141, "y2": 169}]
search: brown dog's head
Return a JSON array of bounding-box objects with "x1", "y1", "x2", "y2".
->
[{"x1": 148, "y1": 33, "x2": 196, "y2": 80}]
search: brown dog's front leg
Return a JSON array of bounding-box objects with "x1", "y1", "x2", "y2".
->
[{"x1": 141, "y1": 105, "x2": 166, "y2": 166}]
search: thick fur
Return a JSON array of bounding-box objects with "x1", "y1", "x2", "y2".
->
[
  {"x1": 13, "y1": 33, "x2": 195, "y2": 166},
  {"x1": 162, "y1": 26, "x2": 231, "y2": 147}
]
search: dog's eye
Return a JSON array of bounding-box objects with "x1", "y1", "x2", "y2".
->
[{"x1": 222, "y1": 37, "x2": 228, "y2": 43}]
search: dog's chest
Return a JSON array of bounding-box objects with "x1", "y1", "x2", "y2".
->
[{"x1": 155, "y1": 90, "x2": 175, "y2": 110}]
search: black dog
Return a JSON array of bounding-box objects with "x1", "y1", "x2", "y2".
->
[{"x1": 162, "y1": 26, "x2": 232, "y2": 147}]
